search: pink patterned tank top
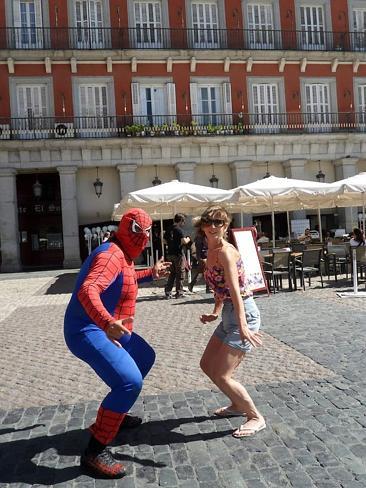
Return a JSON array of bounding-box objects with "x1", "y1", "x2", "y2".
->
[{"x1": 204, "y1": 257, "x2": 252, "y2": 301}]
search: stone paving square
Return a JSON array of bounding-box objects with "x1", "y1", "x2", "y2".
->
[{"x1": 0, "y1": 271, "x2": 365, "y2": 487}]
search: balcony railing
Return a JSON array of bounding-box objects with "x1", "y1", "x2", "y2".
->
[
  {"x1": 0, "y1": 27, "x2": 365, "y2": 52},
  {"x1": 0, "y1": 112, "x2": 363, "y2": 140}
]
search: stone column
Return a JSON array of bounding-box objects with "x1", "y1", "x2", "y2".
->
[
  {"x1": 335, "y1": 157, "x2": 358, "y2": 231},
  {"x1": 117, "y1": 164, "x2": 138, "y2": 199},
  {"x1": 0, "y1": 168, "x2": 21, "y2": 272},
  {"x1": 284, "y1": 159, "x2": 307, "y2": 220},
  {"x1": 58, "y1": 166, "x2": 81, "y2": 269},
  {"x1": 230, "y1": 161, "x2": 253, "y2": 226},
  {"x1": 175, "y1": 162, "x2": 196, "y2": 183}
]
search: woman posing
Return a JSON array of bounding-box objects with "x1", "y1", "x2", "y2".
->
[{"x1": 198, "y1": 205, "x2": 265, "y2": 438}]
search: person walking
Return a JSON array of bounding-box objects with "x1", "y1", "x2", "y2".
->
[
  {"x1": 164, "y1": 213, "x2": 191, "y2": 298},
  {"x1": 64, "y1": 208, "x2": 170, "y2": 478},
  {"x1": 188, "y1": 229, "x2": 210, "y2": 293},
  {"x1": 197, "y1": 205, "x2": 265, "y2": 438}
]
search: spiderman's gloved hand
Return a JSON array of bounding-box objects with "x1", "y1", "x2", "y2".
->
[
  {"x1": 153, "y1": 257, "x2": 172, "y2": 279},
  {"x1": 106, "y1": 317, "x2": 133, "y2": 348}
]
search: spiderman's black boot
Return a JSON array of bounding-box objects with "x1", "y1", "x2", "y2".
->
[{"x1": 80, "y1": 436, "x2": 126, "y2": 478}]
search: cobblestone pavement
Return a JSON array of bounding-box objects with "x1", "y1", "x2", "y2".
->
[{"x1": 0, "y1": 271, "x2": 365, "y2": 487}]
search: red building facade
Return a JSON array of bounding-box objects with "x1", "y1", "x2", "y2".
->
[{"x1": 0, "y1": 0, "x2": 365, "y2": 271}]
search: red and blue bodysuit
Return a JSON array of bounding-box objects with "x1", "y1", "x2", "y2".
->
[{"x1": 64, "y1": 208, "x2": 155, "y2": 475}]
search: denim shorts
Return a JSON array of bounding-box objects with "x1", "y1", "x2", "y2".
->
[{"x1": 213, "y1": 296, "x2": 261, "y2": 353}]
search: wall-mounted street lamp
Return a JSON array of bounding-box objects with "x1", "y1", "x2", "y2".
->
[
  {"x1": 32, "y1": 175, "x2": 43, "y2": 198},
  {"x1": 209, "y1": 163, "x2": 219, "y2": 188},
  {"x1": 93, "y1": 167, "x2": 103, "y2": 198},
  {"x1": 152, "y1": 165, "x2": 162, "y2": 186},
  {"x1": 315, "y1": 161, "x2": 325, "y2": 183},
  {"x1": 263, "y1": 161, "x2": 271, "y2": 179}
]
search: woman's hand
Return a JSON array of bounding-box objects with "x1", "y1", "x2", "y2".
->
[
  {"x1": 239, "y1": 325, "x2": 263, "y2": 348},
  {"x1": 153, "y1": 257, "x2": 172, "y2": 279},
  {"x1": 200, "y1": 313, "x2": 218, "y2": 324},
  {"x1": 106, "y1": 317, "x2": 133, "y2": 348}
]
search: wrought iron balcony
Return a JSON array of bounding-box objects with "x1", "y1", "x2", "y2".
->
[
  {"x1": 0, "y1": 112, "x2": 363, "y2": 141},
  {"x1": 0, "y1": 27, "x2": 365, "y2": 52}
]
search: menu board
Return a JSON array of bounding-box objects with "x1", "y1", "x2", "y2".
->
[{"x1": 231, "y1": 227, "x2": 268, "y2": 293}]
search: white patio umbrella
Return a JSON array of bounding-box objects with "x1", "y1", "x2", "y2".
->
[
  {"x1": 228, "y1": 176, "x2": 338, "y2": 245},
  {"x1": 327, "y1": 172, "x2": 366, "y2": 297},
  {"x1": 329, "y1": 172, "x2": 366, "y2": 233},
  {"x1": 112, "y1": 180, "x2": 232, "y2": 257}
]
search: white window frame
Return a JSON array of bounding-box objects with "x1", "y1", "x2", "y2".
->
[
  {"x1": 127, "y1": 0, "x2": 169, "y2": 48},
  {"x1": 131, "y1": 78, "x2": 175, "y2": 126},
  {"x1": 5, "y1": 0, "x2": 50, "y2": 48},
  {"x1": 247, "y1": 77, "x2": 285, "y2": 134},
  {"x1": 348, "y1": 1, "x2": 366, "y2": 51},
  {"x1": 243, "y1": 1, "x2": 281, "y2": 50},
  {"x1": 300, "y1": 77, "x2": 337, "y2": 133},
  {"x1": 295, "y1": 0, "x2": 332, "y2": 50},
  {"x1": 190, "y1": 77, "x2": 232, "y2": 125},
  {"x1": 72, "y1": 77, "x2": 116, "y2": 137},
  {"x1": 354, "y1": 77, "x2": 366, "y2": 130},
  {"x1": 68, "y1": 0, "x2": 111, "y2": 49},
  {"x1": 186, "y1": 0, "x2": 226, "y2": 48},
  {"x1": 9, "y1": 76, "x2": 54, "y2": 139}
]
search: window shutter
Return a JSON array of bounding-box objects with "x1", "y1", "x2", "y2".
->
[
  {"x1": 13, "y1": 0, "x2": 21, "y2": 27},
  {"x1": 35, "y1": 0, "x2": 43, "y2": 27},
  {"x1": 40, "y1": 85, "x2": 47, "y2": 116},
  {"x1": 17, "y1": 86, "x2": 26, "y2": 117},
  {"x1": 79, "y1": 86, "x2": 88, "y2": 116},
  {"x1": 190, "y1": 82, "x2": 198, "y2": 120},
  {"x1": 222, "y1": 82, "x2": 232, "y2": 115},
  {"x1": 166, "y1": 82, "x2": 176, "y2": 118},
  {"x1": 131, "y1": 82, "x2": 141, "y2": 115}
]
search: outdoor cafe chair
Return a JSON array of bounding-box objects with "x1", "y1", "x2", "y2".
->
[
  {"x1": 325, "y1": 244, "x2": 350, "y2": 281},
  {"x1": 350, "y1": 247, "x2": 366, "y2": 286},
  {"x1": 263, "y1": 250, "x2": 292, "y2": 293},
  {"x1": 291, "y1": 243, "x2": 306, "y2": 252},
  {"x1": 295, "y1": 248, "x2": 324, "y2": 290}
]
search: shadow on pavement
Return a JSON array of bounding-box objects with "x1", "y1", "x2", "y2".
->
[
  {"x1": 43, "y1": 273, "x2": 78, "y2": 295},
  {"x1": 0, "y1": 416, "x2": 231, "y2": 484}
]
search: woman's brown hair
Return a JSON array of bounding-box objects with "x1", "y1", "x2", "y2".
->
[{"x1": 194, "y1": 205, "x2": 231, "y2": 237}]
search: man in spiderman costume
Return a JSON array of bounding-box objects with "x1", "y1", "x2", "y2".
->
[{"x1": 64, "y1": 208, "x2": 170, "y2": 478}]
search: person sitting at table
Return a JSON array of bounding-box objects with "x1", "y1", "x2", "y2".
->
[
  {"x1": 350, "y1": 228, "x2": 366, "y2": 247},
  {"x1": 256, "y1": 232, "x2": 270, "y2": 244},
  {"x1": 298, "y1": 228, "x2": 312, "y2": 243}
]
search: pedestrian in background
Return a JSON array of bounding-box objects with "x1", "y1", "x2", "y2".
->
[
  {"x1": 164, "y1": 213, "x2": 191, "y2": 298},
  {"x1": 188, "y1": 221, "x2": 210, "y2": 293},
  {"x1": 197, "y1": 205, "x2": 265, "y2": 438}
]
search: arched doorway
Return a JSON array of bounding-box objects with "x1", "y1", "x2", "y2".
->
[{"x1": 17, "y1": 173, "x2": 64, "y2": 269}]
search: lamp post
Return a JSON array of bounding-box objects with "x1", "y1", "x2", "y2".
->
[
  {"x1": 93, "y1": 167, "x2": 103, "y2": 198},
  {"x1": 152, "y1": 165, "x2": 162, "y2": 186},
  {"x1": 209, "y1": 163, "x2": 219, "y2": 188}
]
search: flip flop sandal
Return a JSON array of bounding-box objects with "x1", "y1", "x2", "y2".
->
[
  {"x1": 232, "y1": 420, "x2": 266, "y2": 438},
  {"x1": 214, "y1": 406, "x2": 244, "y2": 417}
]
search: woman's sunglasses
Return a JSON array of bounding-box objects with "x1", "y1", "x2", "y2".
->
[{"x1": 202, "y1": 217, "x2": 225, "y2": 228}]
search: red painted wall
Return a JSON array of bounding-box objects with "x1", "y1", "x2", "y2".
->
[
  {"x1": 0, "y1": 0, "x2": 362, "y2": 122},
  {"x1": 52, "y1": 65, "x2": 73, "y2": 117},
  {"x1": 0, "y1": 66, "x2": 10, "y2": 118}
]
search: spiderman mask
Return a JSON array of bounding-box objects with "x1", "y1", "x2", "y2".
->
[{"x1": 116, "y1": 208, "x2": 152, "y2": 259}]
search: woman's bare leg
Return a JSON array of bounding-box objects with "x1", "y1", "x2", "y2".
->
[{"x1": 200, "y1": 335, "x2": 262, "y2": 420}]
